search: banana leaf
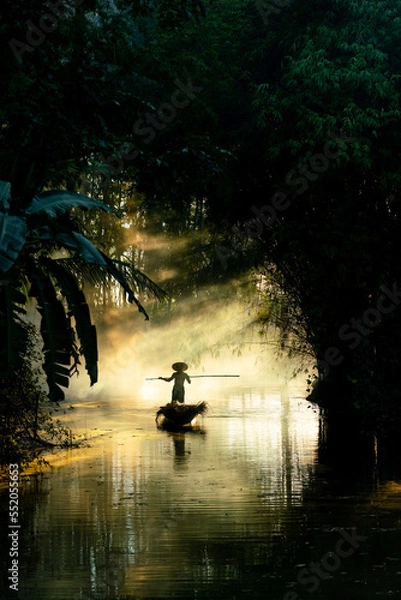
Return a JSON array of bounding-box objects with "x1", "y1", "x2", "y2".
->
[
  {"x1": 0, "y1": 181, "x2": 11, "y2": 211},
  {"x1": 28, "y1": 266, "x2": 77, "y2": 402},
  {"x1": 40, "y1": 258, "x2": 98, "y2": 386},
  {"x1": 26, "y1": 190, "x2": 117, "y2": 218},
  {"x1": 0, "y1": 213, "x2": 27, "y2": 273},
  {"x1": 30, "y1": 227, "x2": 108, "y2": 267},
  {"x1": 0, "y1": 283, "x2": 28, "y2": 377}
]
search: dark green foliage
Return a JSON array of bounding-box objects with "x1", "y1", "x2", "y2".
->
[
  {"x1": 243, "y1": 0, "x2": 401, "y2": 428},
  {"x1": 130, "y1": 0, "x2": 401, "y2": 430},
  {"x1": 28, "y1": 264, "x2": 77, "y2": 402},
  {"x1": 0, "y1": 324, "x2": 73, "y2": 467},
  {"x1": 0, "y1": 182, "x2": 165, "y2": 401},
  {"x1": 0, "y1": 284, "x2": 28, "y2": 378},
  {"x1": 39, "y1": 258, "x2": 98, "y2": 385},
  {"x1": 2, "y1": 0, "x2": 401, "y2": 435}
]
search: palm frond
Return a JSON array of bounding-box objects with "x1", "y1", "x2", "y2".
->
[
  {"x1": 52, "y1": 256, "x2": 112, "y2": 287},
  {"x1": 31, "y1": 226, "x2": 163, "y2": 319},
  {"x1": 98, "y1": 250, "x2": 151, "y2": 319},
  {"x1": 55, "y1": 255, "x2": 168, "y2": 302},
  {"x1": 106, "y1": 258, "x2": 168, "y2": 301}
]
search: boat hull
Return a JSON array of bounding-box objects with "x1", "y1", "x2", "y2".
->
[{"x1": 155, "y1": 401, "x2": 208, "y2": 429}]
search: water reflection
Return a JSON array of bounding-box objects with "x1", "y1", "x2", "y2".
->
[{"x1": 1, "y1": 385, "x2": 401, "y2": 599}]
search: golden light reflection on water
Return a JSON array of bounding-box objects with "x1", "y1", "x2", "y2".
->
[
  {"x1": 0, "y1": 385, "x2": 323, "y2": 599},
  {"x1": 4, "y1": 384, "x2": 401, "y2": 600}
]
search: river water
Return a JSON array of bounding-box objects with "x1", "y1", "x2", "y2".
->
[{"x1": 1, "y1": 382, "x2": 401, "y2": 599}]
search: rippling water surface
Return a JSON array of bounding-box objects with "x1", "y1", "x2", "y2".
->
[{"x1": 1, "y1": 383, "x2": 401, "y2": 599}]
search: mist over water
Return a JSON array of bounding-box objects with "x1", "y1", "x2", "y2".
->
[
  {"x1": 68, "y1": 278, "x2": 306, "y2": 402},
  {"x1": 3, "y1": 366, "x2": 401, "y2": 599},
  {"x1": 8, "y1": 223, "x2": 400, "y2": 600},
  {"x1": 2, "y1": 296, "x2": 401, "y2": 599}
]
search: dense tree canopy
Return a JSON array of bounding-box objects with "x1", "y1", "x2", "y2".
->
[{"x1": 2, "y1": 0, "x2": 401, "y2": 433}]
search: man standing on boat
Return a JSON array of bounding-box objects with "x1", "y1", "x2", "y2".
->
[{"x1": 159, "y1": 362, "x2": 191, "y2": 403}]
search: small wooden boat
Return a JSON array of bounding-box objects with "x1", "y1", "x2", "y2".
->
[{"x1": 156, "y1": 401, "x2": 208, "y2": 430}]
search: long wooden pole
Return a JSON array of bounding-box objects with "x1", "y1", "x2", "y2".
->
[
  {"x1": 145, "y1": 375, "x2": 240, "y2": 380},
  {"x1": 190, "y1": 375, "x2": 240, "y2": 378}
]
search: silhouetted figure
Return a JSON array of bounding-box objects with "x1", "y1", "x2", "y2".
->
[{"x1": 159, "y1": 362, "x2": 191, "y2": 403}]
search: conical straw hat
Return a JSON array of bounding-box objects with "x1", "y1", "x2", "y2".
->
[{"x1": 172, "y1": 362, "x2": 188, "y2": 372}]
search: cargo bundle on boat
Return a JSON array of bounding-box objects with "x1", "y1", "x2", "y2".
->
[{"x1": 156, "y1": 401, "x2": 208, "y2": 429}]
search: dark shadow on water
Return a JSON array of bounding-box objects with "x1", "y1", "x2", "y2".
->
[
  {"x1": 166, "y1": 427, "x2": 207, "y2": 467},
  {"x1": 318, "y1": 408, "x2": 401, "y2": 481},
  {"x1": 318, "y1": 410, "x2": 376, "y2": 473}
]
